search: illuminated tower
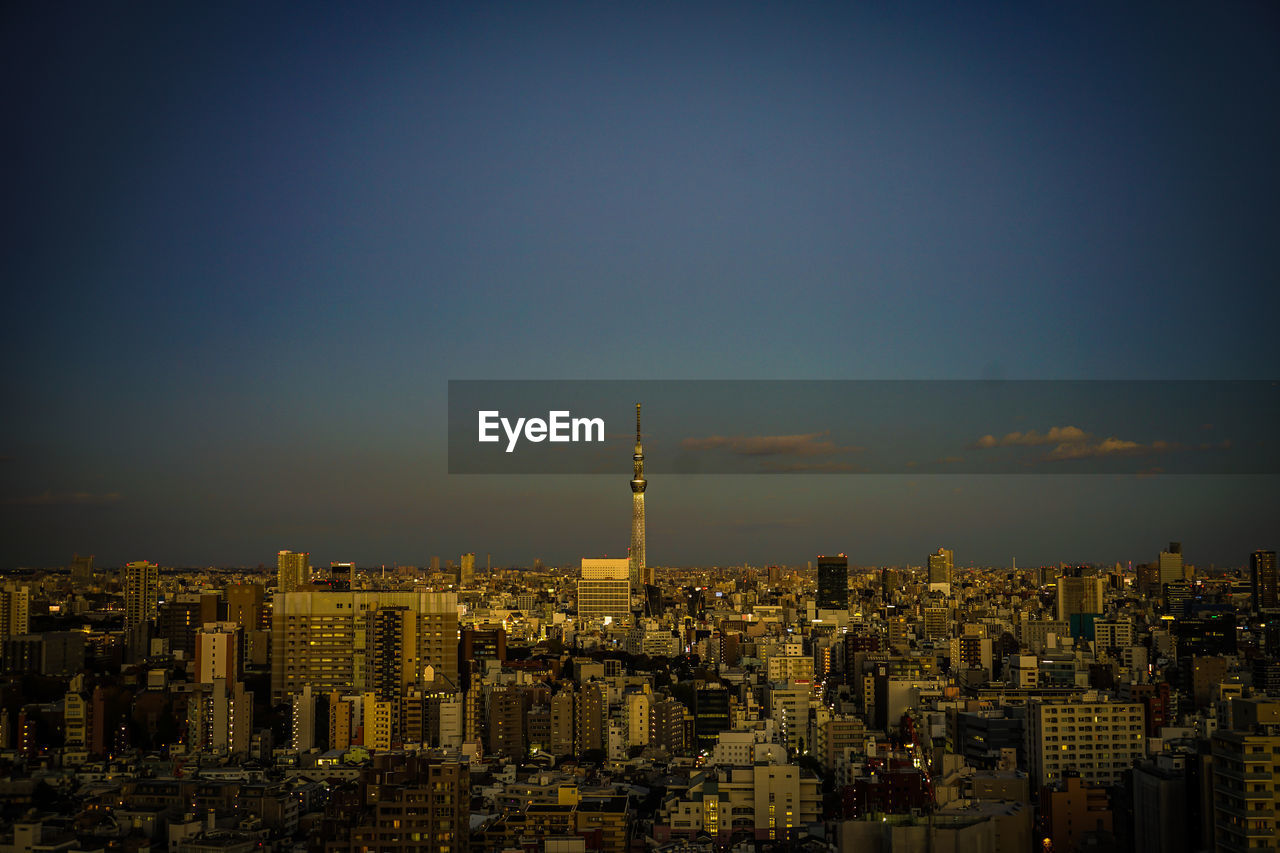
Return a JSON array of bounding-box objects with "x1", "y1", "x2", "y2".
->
[{"x1": 629, "y1": 403, "x2": 647, "y2": 591}]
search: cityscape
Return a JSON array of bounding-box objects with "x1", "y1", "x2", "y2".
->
[
  {"x1": 1, "y1": 419, "x2": 1278, "y2": 853},
  {"x1": 4, "y1": 3, "x2": 1279, "y2": 853}
]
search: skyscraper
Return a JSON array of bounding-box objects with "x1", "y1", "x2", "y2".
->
[
  {"x1": 124, "y1": 560, "x2": 158, "y2": 662},
  {"x1": 928, "y1": 547, "x2": 954, "y2": 588},
  {"x1": 0, "y1": 583, "x2": 30, "y2": 639},
  {"x1": 816, "y1": 554, "x2": 848, "y2": 610},
  {"x1": 630, "y1": 403, "x2": 648, "y2": 591},
  {"x1": 459, "y1": 552, "x2": 475, "y2": 587},
  {"x1": 277, "y1": 550, "x2": 310, "y2": 593},
  {"x1": 123, "y1": 561, "x2": 158, "y2": 631},
  {"x1": 1252, "y1": 550, "x2": 1278, "y2": 611},
  {"x1": 1158, "y1": 542, "x2": 1183, "y2": 586}
]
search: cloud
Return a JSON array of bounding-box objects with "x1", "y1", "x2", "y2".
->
[
  {"x1": 971, "y1": 425, "x2": 1089, "y2": 449},
  {"x1": 3, "y1": 491, "x2": 123, "y2": 507},
  {"x1": 1043, "y1": 436, "x2": 1149, "y2": 460},
  {"x1": 681, "y1": 432, "x2": 864, "y2": 457},
  {"x1": 757, "y1": 460, "x2": 864, "y2": 473}
]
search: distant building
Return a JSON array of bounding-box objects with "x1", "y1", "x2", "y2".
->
[
  {"x1": 817, "y1": 554, "x2": 849, "y2": 610},
  {"x1": 70, "y1": 553, "x2": 94, "y2": 587},
  {"x1": 928, "y1": 547, "x2": 954, "y2": 589},
  {"x1": 0, "y1": 583, "x2": 31, "y2": 638},
  {"x1": 1253, "y1": 549, "x2": 1277, "y2": 610},
  {"x1": 276, "y1": 550, "x2": 310, "y2": 593},
  {"x1": 459, "y1": 552, "x2": 475, "y2": 587},
  {"x1": 577, "y1": 558, "x2": 630, "y2": 623},
  {"x1": 1159, "y1": 542, "x2": 1184, "y2": 586}
]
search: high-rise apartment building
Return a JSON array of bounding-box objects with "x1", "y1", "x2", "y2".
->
[
  {"x1": 277, "y1": 550, "x2": 310, "y2": 593},
  {"x1": 0, "y1": 583, "x2": 30, "y2": 639},
  {"x1": 459, "y1": 553, "x2": 475, "y2": 587},
  {"x1": 271, "y1": 590, "x2": 458, "y2": 701},
  {"x1": 195, "y1": 622, "x2": 242, "y2": 683},
  {"x1": 816, "y1": 554, "x2": 849, "y2": 610},
  {"x1": 1027, "y1": 699, "x2": 1146, "y2": 788},
  {"x1": 1252, "y1": 550, "x2": 1277, "y2": 611},
  {"x1": 577, "y1": 558, "x2": 631, "y2": 623},
  {"x1": 187, "y1": 678, "x2": 252, "y2": 757},
  {"x1": 123, "y1": 561, "x2": 158, "y2": 629},
  {"x1": 1210, "y1": 698, "x2": 1280, "y2": 853}
]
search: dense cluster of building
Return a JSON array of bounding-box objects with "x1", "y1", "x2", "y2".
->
[
  {"x1": 1, "y1": 421, "x2": 1277, "y2": 852},
  {"x1": 1, "y1": 544, "x2": 1277, "y2": 853}
]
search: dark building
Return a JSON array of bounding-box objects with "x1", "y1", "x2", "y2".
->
[
  {"x1": 840, "y1": 767, "x2": 933, "y2": 819},
  {"x1": 644, "y1": 583, "x2": 664, "y2": 617},
  {"x1": 650, "y1": 696, "x2": 688, "y2": 754},
  {"x1": 693, "y1": 686, "x2": 730, "y2": 753},
  {"x1": 487, "y1": 687, "x2": 526, "y2": 759},
  {"x1": 321, "y1": 753, "x2": 469, "y2": 853},
  {"x1": 461, "y1": 627, "x2": 507, "y2": 664},
  {"x1": 1174, "y1": 614, "x2": 1237, "y2": 658},
  {"x1": 949, "y1": 709, "x2": 1025, "y2": 767},
  {"x1": 817, "y1": 554, "x2": 849, "y2": 610},
  {"x1": 1253, "y1": 550, "x2": 1278, "y2": 611},
  {"x1": 156, "y1": 593, "x2": 221, "y2": 656}
]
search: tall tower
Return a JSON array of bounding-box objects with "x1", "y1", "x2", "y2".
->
[{"x1": 629, "y1": 403, "x2": 647, "y2": 591}]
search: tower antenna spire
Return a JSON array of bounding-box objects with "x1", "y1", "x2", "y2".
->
[{"x1": 630, "y1": 402, "x2": 647, "y2": 594}]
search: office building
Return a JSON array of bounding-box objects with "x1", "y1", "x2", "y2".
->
[
  {"x1": 1057, "y1": 573, "x2": 1105, "y2": 621},
  {"x1": 459, "y1": 552, "x2": 475, "y2": 587},
  {"x1": 928, "y1": 547, "x2": 954, "y2": 589},
  {"x1": 577, "y1": 558, "x2": 631, "y2": 623},
  {"x1": 694, "y1": 686, "x2": 731, "y2": 753},
  {"x1": 1159, "y1": 542, "x2": 1184, "y2": 586},
  {"x1": 816, "y1": 554, "x2": 849, "y2": 609}
]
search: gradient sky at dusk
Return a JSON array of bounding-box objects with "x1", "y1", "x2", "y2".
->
[{"x1": 3, "y1": 2, "x2": 1278, "y2": 569}]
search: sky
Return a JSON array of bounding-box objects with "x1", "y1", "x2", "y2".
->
[{"x1": 2, "y1": 2, "x2": 1278, "y2": 569}]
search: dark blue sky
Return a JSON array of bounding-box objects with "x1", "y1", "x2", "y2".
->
[{"x1": 3, "y1": 2, "x2": 1278, "y2": 569}]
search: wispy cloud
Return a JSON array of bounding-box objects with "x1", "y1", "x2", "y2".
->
[
  {"x1": 970, "y1": 425, "x2": 1234, "y2": 465},
  {"x1": 971, "y1": 425, "x2": 1089, "y2": 448},
  {"x1": 3, "y1": 491, "x2": 123, "y2": 507},
  {"x1": 681, "y1": 432, "x2": 863, "y2": 457}
]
